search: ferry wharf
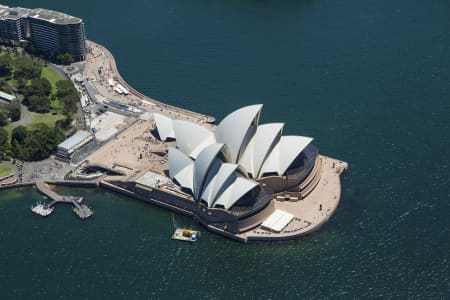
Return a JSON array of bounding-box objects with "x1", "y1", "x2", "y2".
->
[{"x1": 34, "y1": 180, "x2": 93, "y2": 219}]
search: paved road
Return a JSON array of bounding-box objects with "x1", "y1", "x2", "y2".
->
[
  {"x1": 17, "y1": 105, "x2": 32, "y2": 126},
  {"x1": 21, "y1": 158, "x2": 75, "y2": 183},
  {"x1": 7, "y1": 104, "x2": 32, "y2": 130}
]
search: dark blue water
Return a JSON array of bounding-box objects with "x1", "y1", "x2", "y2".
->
[{"x1": 2, "y1": 0, "x2": 450, "y2": 298}]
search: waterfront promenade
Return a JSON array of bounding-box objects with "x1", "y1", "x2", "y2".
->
[{"x1": 81, "y1": 40, "x2": 215, "y2": 126}]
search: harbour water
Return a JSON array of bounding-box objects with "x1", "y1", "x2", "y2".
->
[{"x1": 2, "y1": 0, "x2": 450, "y2": 298}]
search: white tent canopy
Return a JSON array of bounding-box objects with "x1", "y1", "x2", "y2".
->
[{"x1": 261, "y1": 209, "x2": 294, "y2": 232}]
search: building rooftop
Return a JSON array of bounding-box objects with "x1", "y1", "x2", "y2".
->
[
  {"x1": 136, "y1": 171, "x2": 171, "y2": 189},
  {"x1": 0, "y1": 91, "x2": 16, "y2": 102},
  {"x1": 58, "y1": 131, "x2": 93, "y2": 151},
  {"x1": 0, "y1": 5, "x2": 30, "y2": 20},
  {"x1": 29, "y1": 8, "x2": 82, "y2": 25}
]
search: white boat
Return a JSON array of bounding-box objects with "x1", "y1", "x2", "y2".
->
[
  {"x1": 172, "y1": 228, "x2": 200, "y2": 242},
  {"x1": 171, "y1": 214, "x2": 200, "y2": 242},
  {"x1": 31, "y1": 203, "x2": 54, "y2": 217}
]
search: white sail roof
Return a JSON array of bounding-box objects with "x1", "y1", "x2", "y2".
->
[
  {"x1": 239, "y1": 123, "x2": 284, "y2": 178},
  {"x1": 215, "y1": 104, "x2": 262, "y2": 163},
  {"x1": 213, "y1": 176, "x2": 259, "y2": 210},
  {"x1": 260, "y1": 136, "x2": 313, "y2": 176},
  {"x1": 168, "y1": 147, "x2": 194, "y2": 191},
  {"x1": 163, "y1": 104, "x2": 317, "y2": 211},
  {"x1": 173, "y1": 120, "x2": 216, "y2": 159},
  {"x1": 193, "y1": 143, "x2": 224, "y2": 200},
  {"x1": 153, "y1": 113, "x2": 175, "y2": 141},
  {"x1": 200, "y1": 163, "x2": 239, "y2": 207}
]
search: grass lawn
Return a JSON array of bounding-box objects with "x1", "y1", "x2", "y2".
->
[
  {"x1": 0, "y1": 164, "x2": 14, "y2": 177},
  {"x1": 41, "y1": 66, "x2": 64, "y2": 94},
  {"x1": 3, "y1": 109, "x2": 66, "y2": 135},
  {"x1": 3, "y1": 123, "x2": 15, "y2": 137},
  {"x1": 28, "y1": 111, "x2": 65, "y2": 129},
  {"x1": 42, "y1": 65, "x2": 66, "y2": 110}
]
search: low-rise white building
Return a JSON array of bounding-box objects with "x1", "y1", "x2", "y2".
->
[
  {"x1": 0, "y1": 91, "x2": 16, "y2": 102},
  {"x1": 56, "y1": 130, "x2": 94, "y2": 159}
]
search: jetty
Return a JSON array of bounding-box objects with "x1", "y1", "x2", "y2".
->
[{"x1": 34, "y1": 180, "x2": 93, "y2": 219}]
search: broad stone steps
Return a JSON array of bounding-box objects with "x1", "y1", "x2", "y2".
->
[
  {"x1": 300, "y1": 157, "x2": 322, "y2": 198},
  {"x1": 299, "y1": 156, "x2": 322, "y2": 191}
]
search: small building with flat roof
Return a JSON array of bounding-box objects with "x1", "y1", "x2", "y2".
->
[
  {"x1": 136, "y1": 171, "x2": 171, "y2": 191},
  {"x1": 0, "y1": 90, "x2": 16, "y2": 102},
  {"x1": 56, "y1": 130, "x2": 94, "y2": 160}
]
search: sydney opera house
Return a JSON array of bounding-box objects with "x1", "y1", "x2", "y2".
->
[
  {"x1": 87, "y1": 104, "x2": 347, "y2": 242},
  {"x1": 158, "y1": 104, "x2": 317, "y2": 210}
]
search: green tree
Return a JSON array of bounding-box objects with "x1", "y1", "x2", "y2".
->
[
  {"x1": 11, "y1": 125, "x2": 27, "y2": 144},
  {"x1": 55, "y1": 117, "x2": 71, "y2": 129},
  {"x1": 24, "y1": 78, "x2": 52, "y2": 98},
  {"x1": 56, "y1": 80, "x2": 76, "y2": 97},
  {"x1": 56, "y1": 53, "x2": 73, "y2": 65},
  {"x1": 0, "y1": 128, "x2": 10, "y2": 160},
  {"x1": 15, "y1": 77, "x2": 26, "y2": 93},
  {"x1": 0, "y1": 54, "x2": 13, "y2": 77},
  {"x1": 56, "y1": 53, "x2": 64, "y2": 65},
  {"x1": 0, "y1": 110, "x2": 8, "y2": 126},
  {"x1": 11, "y1": 126, "x2": 27, "y2": 159},
  {"x1": 37, "y1": 77, "x2": 52, "y2": 96},
  {"x1": 14, "y1": 56, "x2": 42, "y2": 81},
  {"x1": 20, "y1": 123, "x2": 57, "y2": 161},
  {"x1": 24, "y1": 43, "x2": 37, "y2": 55},
  {"x1": 63, "y1": 53, "x2": 72, "y2": 64},
  {"x1": 5, "y1": 101, "x2": 21, "y2": 121},
  {"x1": 56, "y1": 80, "x2": 79, "y2": 116},
  {"x1": 61, "y1": 94, "x2": 78, "y2": 115},
  {"x1": 11, "y1": 138, "x2": 23, "y2": 159},
  {"x1": 28, "y1": 95, "x2": 51, "y2": 113},
  {"x1": 22, "y1": 78, "x2": 52, "y2": 111},
  {"x1": 0, "y1": 79, "x2": 13, "y2": 94},
  {"x1": 53, "y1": 123, "x2": 65, "y2": 143}
]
